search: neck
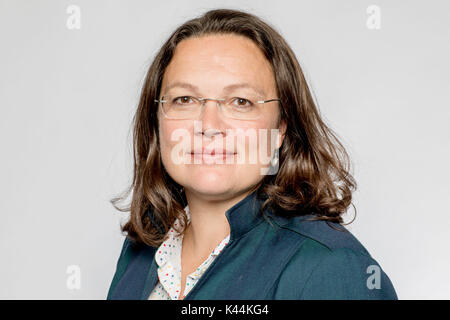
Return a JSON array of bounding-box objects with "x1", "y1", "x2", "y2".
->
[{"x1": 182, "y1": 188, "x2": 254, "y2": 256}]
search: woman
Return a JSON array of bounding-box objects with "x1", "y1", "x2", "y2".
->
[{"x1": 107, "y1": 8, "x2": 397, "y2": 300}]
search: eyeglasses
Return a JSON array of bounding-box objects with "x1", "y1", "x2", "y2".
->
[{"x1": 154, "y1": 95, "x2": 281, "y2": 120}]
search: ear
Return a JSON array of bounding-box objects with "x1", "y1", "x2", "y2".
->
[{"x1": 277, "y1": 119, "x2": 287, "y2": 149}]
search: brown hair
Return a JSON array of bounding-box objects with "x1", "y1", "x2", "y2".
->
[{"x1": 111, "y1": 8, "x2": 357, "y2": 247}]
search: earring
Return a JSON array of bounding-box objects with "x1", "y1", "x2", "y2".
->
[{"x1": 271, "y1": 150, "x2": 279, "y2": 166}]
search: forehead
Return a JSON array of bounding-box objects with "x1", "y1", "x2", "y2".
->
[{"x1": 161, "y1": 34, "x2": 276, "y2": 95}]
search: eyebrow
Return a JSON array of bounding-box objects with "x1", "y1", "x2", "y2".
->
[{"x1": 163, "y1": 81, "x2": 266, "y2": 97}]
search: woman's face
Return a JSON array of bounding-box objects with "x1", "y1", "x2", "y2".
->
[{"x1": 158, "y1": 34, "x2": 286, "y2": 199}]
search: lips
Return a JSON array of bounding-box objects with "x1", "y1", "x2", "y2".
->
[{"x1": 190, "y1": 148, "x2": 237, "y2": 155}]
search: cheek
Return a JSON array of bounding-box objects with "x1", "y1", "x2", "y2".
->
[
  {"x1": 159, "y1": 122, "x2": 171, "y2": 147},
  {"x1": 159, "y1": 121, "x2": 189, "y2": 165},
  {"x1": 231, "y1": 118, "x2": 277, "y2": 163},
  {"x1": 249, "y1": 118, "x2": 278, "y2": 148}
]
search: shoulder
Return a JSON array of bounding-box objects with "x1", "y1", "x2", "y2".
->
[
  {"x1": 268, "y1": 214, "x2": 398, "y2": 299},
  {"x1": 270, "y1": 213, "x2": 370, "y2": 255}
]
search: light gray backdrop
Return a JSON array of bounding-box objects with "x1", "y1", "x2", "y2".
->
[{"x1": 1, "y1": 0, "x2": 449, "y2": 299}]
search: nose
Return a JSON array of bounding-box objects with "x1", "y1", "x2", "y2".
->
[{"x1": 199, "y1": 99, "x2": 224, "y2": 129}]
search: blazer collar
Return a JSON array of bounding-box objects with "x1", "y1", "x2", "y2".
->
[
  {"x1": 146, "y1": 189, "x2": 269, "y2": 243},
  {"x1": 224, "y1": 190, "x2": 268, "y2": 243}
]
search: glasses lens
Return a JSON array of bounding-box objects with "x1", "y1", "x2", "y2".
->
[
  {"x1": 222, "y1": 96, "x2": 263, "y2": 120},
  {"x1": 162, "y1": 95, "x2": 201, "y2": 119}
]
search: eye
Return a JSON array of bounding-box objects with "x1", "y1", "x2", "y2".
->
[
  {"x1": 173, "y1": 96, "x2": 194, "y2": 104},
  {"x1": 231, "y1": 97, "x2": 253, "y2": 107}
]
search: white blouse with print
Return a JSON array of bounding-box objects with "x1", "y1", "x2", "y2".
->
[{"x1": 148, "y1": 205, "x2": 230, "y2": 300}]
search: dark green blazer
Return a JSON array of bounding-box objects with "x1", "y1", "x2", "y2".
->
[{"x1": 107, "y1": 191, "x2": 398, "y2": 300}]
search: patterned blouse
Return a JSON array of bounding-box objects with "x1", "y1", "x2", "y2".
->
[{"x1": 147, "y1": 205, "x2": 230, "y2": 300}]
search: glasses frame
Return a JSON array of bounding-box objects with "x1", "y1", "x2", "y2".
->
[{"x1": 154, "y1": 95, "x2": 282, "y2": 120}]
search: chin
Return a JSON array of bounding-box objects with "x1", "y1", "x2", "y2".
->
[{"x1": 192, "y1": 173, "x2": 229, "y2": 186}]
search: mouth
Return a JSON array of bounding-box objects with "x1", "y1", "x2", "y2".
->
[
  {"x1": 189, "y1": 149, "x2": 237, "y2": 156},
  {"x1": 188, "y1": 149, "x2": 238, "y2": 163}
]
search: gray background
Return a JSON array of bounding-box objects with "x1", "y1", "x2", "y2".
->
[{"x1": 1, "y1": 0, "x2": 449, "y2": 299}]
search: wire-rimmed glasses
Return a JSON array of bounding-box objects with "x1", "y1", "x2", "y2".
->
[{"x1": 154, "y1": 94, "x2": 281, "y2": 120}]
